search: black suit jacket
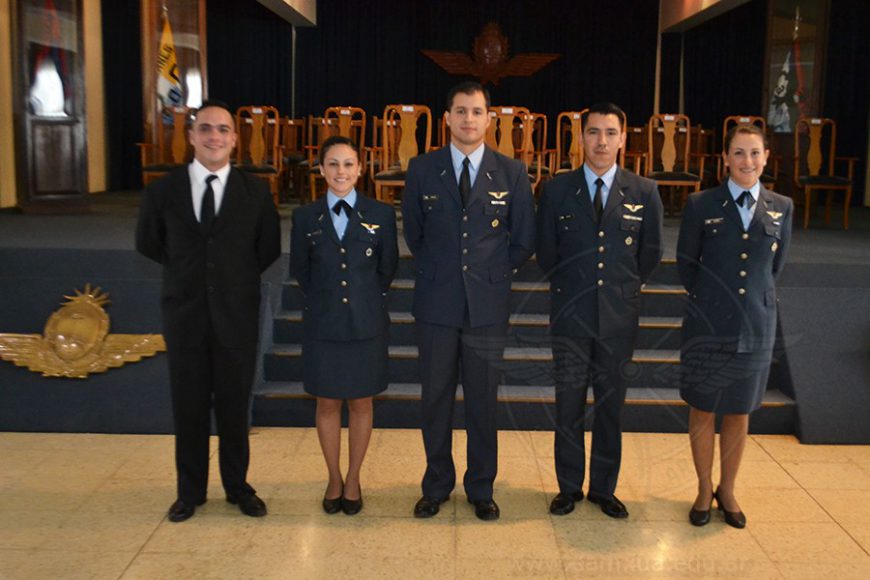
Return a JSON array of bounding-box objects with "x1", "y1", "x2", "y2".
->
[
  {"x1": 536, "y1": 166, "x2": 664, "y2": 338},
  {"x1": 290, "y1": 194, "x2": 398, "y2": 341},
  {"x1": 677, "y1": 183, "x2": 793, "y2": 351},
  {"x1": 136, "y1": 166, "x2": 281, "y2": 348},
  {"x1": 402, "y1": 145, "x2": 536, "y2": 328}
]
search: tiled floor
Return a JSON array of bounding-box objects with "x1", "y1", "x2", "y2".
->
[{"x1": 1, "y1": 429, "x2": 869, "y2": 579}]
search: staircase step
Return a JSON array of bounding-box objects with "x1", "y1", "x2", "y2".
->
[{"x1": 252, "y1": 382, "x2": 795, "y2": 433}]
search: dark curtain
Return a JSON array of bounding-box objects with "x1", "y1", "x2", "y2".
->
[
  {"x1": 206, "y1": 0, "x2": 295, "y2": 112},
  {"x1": 659, "y1": 33, "x2": 681, "y2": 114},
  {"x1": 295, "y1": 0, "x2": 660, "y2": 129},
  {"x1": 683, "y1": 0, "x2": 767, "y2": 130},
  {"x1": 101, "y1": 0, "x2": 142, "y2": 191},
  {"x1": 823, "y1": 0, "x2": 869, "y2": 202}
]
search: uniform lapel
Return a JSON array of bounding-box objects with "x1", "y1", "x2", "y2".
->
[
  {"x1": 435, "y1": 146, "x2": 463, "y2": 208},
  {"x1": 751, "y1": 186, "x2": 774, "y2": 230},
  {"x1": 571, "y1": 166, "x2": 597, "y2": 224},
  {"x1": 317, "y1": 196, "x2": 342, "y2": 246},
  {"x1": 601, "y1": 167, "x2": 626, "y2": 222},
  {"x1": 471, "y1": 146, "x2": 500, "y2": 208},
  {"x1": 716, "y1": 183, "x2": 744, "y2": 229}
]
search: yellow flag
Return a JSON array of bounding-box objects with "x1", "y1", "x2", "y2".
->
[{"x1": 156, "y1": 12, "x2": 182, "y2": 106}]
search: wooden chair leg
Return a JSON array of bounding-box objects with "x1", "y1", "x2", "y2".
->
[
  {"x1": 803, "y1": 188, "x2": 811, "y2": 229},
  {"x1": 824, "y1": 189, "x2": 833, "y2": 225},
  {"x1": 844, "y1": 186, "x2": 852, "y2": 230}
]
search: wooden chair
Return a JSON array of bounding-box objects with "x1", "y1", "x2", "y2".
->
[
  {"x1": 280, "y1": 117, "x2": 306, "y2": 202},
  {"x1": 553, "y1": 110, "x2": 586, "y2": 175},
  {"x1": 719, "y1": 115, "x2": 780, "y2": 190},
  {"x1": 646, "y1": 113, "x2": 702, "y2": 214},
  {"x1": 298, "y1": 115, "x2": 331, "y2": 201},
  {"x1": 365, "y1": 115, "x2": 383, "y2": 192},
  {"x1": 137, "y1": 105, "x2": 192, "y2": 185},
  {"x1": 373, "y1": 104, "x2": 432, "y2": 204},
  {"x1": 235, "y1": 105, "x2": 282, "y2": 206},
  {"x1": 794, "y1": 117, "x2": 857, "y2": 229},
  {"x1": 308, "y1": 106, "x2": 366, "y2": 200},
  {"x1": 519, "y1": 111, "x2": 550, "y2": 192},
  {"x1": 624, "y1": 125, "x2": 647, "y2": 174},
  {"x1": 690, "y1": 124, "x2": 718, "y2": 187}
]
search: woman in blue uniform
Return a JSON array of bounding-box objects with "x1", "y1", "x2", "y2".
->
[
  {"x1": 677, "y1": 124, "x2": 792, "y2": 528},
  {"x1": 290, "y1": 136, "x2": 398, "y2": 515}
]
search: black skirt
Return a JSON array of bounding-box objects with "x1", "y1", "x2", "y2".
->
[
  {"x1": 679, "y1": 343, "x2": 773, "y2": 415},
  {"x1": 302, "y1": 334, "x2": 388, "y2": 399}
]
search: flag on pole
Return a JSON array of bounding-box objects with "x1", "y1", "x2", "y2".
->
[{"x1": 156, "y1": 8, "x2": 183, "y2": 109}]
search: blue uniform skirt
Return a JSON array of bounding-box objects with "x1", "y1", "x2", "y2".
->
[
  {"x1": 302, "y1": 334, "x2": 389, "y2": 399},
  {"x1": 679, "y1": 344, "x2": 773, "y2": 415}
]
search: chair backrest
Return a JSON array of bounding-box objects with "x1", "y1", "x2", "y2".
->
[
  {"x1": 794, "y1": 116, "x2": 837, "y2": 179},
  {"x1": 691, "y1": 124, "x2": 716, "y2": 157},
  {"x1": 154, "y1": 105, "x2": 192, "y2": 165},
  {"x1": 647, "y1": 113, "x2": 691, "y2": 174},
  {"x1": 555, "y1": 110, "x2": 586, "y2": 171},
  {"x1": 488, "y1": 106, "x2": 531, "y2": 159},
  {"x1": 518, "y1": 112, "x2": 547, "y2": 168},
  {"x1": 280, "y1": 117, "x2": 305, "y2": 158},
  {"x1": 235, "y1": 105, "x2": 281, "y2": 168},
  {"x1": 324, "y1": 106, "x2": 367, "y2": 150},
  {"x1": 381, "y1": 104, "x2": 432, "y2": 172},
  {"x1": 722, "y1": 115, "x2": 767, "y2": 152}
]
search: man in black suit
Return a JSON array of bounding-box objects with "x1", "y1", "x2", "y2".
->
[
  {"x1": 136, "y1": 100, "x2": 281, "y2": 522},
  {"x1": 402, "y1": 81, "x2": 536, "y2": 521},
  {"x1": 536, "y1": 103, "x2": 663, "y2": 518}
]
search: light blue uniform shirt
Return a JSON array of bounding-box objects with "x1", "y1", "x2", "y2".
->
[
  {"x1": 583, "y1": 163, "x2": 618, "y2": 209},
  {"x1": 450, "y1": 142, "x2": 485, "y2": 188},
  {"x1": 327, "y1": 188, "x2": 357, "y2": 240},
  {"x1": 727, "y1": 178, "x2": 759, "y2": 231}
]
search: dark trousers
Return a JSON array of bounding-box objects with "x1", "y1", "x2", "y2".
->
[
  {"x1": 552, "y1": 335, "x2": 634, "y2": 497},
  {"x1": 416, "y1": 320, "x2": 508, "y2": 501},
  {"x1": 166, "y1": 329, "x2": 257, "y2": 504}
]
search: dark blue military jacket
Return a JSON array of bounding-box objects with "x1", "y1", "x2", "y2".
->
[
  {"x1": 402, "y1": 145, "x2": 536, "y2": 328},
  {"x1": 290, "y1": 194, "x2": 398, "y2": 341},
  {"x1": 677, "y1": 183, "x2": 793, "y2": 351},
  {"x1": 536, "y1": 166, "x2": 664, "y2": 338}
]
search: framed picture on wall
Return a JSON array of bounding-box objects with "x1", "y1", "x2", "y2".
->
[{"x1": 763, "y1": 0, "x2": 827, "y2": 133}]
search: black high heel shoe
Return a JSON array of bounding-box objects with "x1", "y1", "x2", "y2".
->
[
  {"x1": 688, "y1": 492, "x2": 713, "y2": 526},
  {"x1": 714, "y1": 488, "x2": 746, "y2": 529},
  {"x1": 341, "y1": 484, "x2": 363, "y2": 515},
  {"x1": 322, "y1": 483, "x2": 343, "y2": 515}
]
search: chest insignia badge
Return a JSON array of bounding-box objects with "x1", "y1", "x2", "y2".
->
[
  {"x1": 766, "y1": 211, "x2": 783, "y2": 220},
  {"x1": 488, "y1": 191, "x2": 509, "y2": 200},
  {"x1": 623, "y1": 204, "x2": 644, "y2": 212},
  {"x1": 361, "y1": 223, "x2": 380, "y2": 234}
]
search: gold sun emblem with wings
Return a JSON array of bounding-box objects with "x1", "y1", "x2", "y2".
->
[
  {"x1": 0, "y1": 285, "x2": 165, "y2": 378},
  {"x1": 422, "y1": 22, "x2": 560, "y2": 86}
]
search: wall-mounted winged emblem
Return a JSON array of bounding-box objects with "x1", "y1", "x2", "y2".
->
[
  {"x1": 422, "y1": 22, "x2": 560, "y2": 86},
  {"x1": 0, "y1": 285, "x2": 165, "y2": 378}
]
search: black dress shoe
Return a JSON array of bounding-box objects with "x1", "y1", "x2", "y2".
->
[
  {"x1": 414, "y1": 496, "x2": 448, "y2": 518},
  {"x1": 714, "y1": 489, "x2": 746, "y2": 529},
  {"x1": 549, "y1": 492, "x2": 584, "y2": 516},
  {"x1": 341, "y1": 485, "x2": 363, "y2": 515},
  {"x1": 468, "y1": 498, "x2": 500, "y2": 521},
  {"x1": 227, "y1": 493, "x2": 267, "y2": 517},
  {"x1": 168, "y1": 499, "x2": 199, "y2": 523},
  {"x1": 587, "y1": 493, "x2": 628, "y2": 519},
  {"x1": 689, "y1": 494, "x2": 713, "y2": 526},
  {"x1": 322, "y1": 495, "x2": 342, "y2": 514}
]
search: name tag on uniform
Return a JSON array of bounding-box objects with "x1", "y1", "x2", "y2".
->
[
  {"x1": 490, "y1": 200, "x2": 507, "y2": 206},
  {"x1": 306, "y1": 229, "x2": 323, "y2": 237},
  {"x1": 423, "y1": 194, "x2": 439, "y2": 201},
  {"x1": 622, "y1": 214, "x2": 643, "y2": 222},
  {"x1": 559, "y1": 213, "x2": 574, "y2": 221},
  {"x1": 704, "y1": 217, "x2": 725, "y2": 225}
]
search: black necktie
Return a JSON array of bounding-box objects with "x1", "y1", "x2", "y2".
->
[
  {"x1": 459, "y1": 157, "x2": 471, "y2": 207},
  {"x1": 333, "y1": 199, "x2": 352, "y2": 216},
  {"x1": 200, "y1": 174, "x2": 217, "y2": 233},
  {"x1": 737, "y1": 190, "x2": 755, "y2": 210},
  {"x1": 593, "y1": 177, "x2": 604, "y2": 224}
]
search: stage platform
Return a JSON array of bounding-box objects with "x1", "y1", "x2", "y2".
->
[{"x1": 1, "y1": 192, "x2": 868, "y2": 443}]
